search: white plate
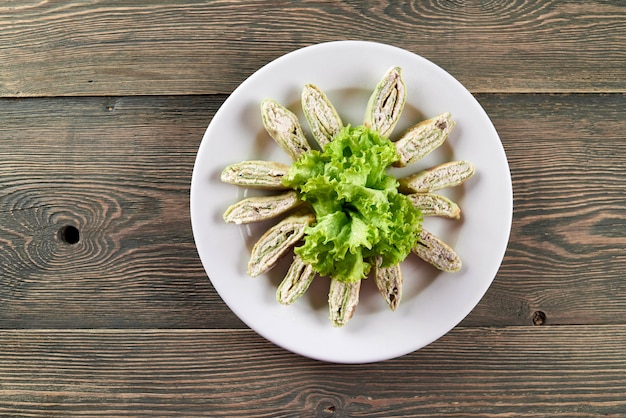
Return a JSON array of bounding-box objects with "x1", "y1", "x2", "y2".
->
[{"x1": 190, "y1": 41, "x2": 512, "y2": 364}]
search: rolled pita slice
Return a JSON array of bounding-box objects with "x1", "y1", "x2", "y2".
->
[
  {"x1": 302, "y1": 83, "x2": 343, "y2": 149},
  {"x1": 261, "y1": 98, "x2": 311, "y2": 160},
  {"x1": 363, "y1": 66, "x2": 406, "y2": 138},
  {"x1": 412, "y1": 229, "x2": 462, "y2": 272},
  {"x1": 328, "y1": 278, "x2": 361, "y2": 327},
  {"x1": 223, "y1": 191, "x2": 303, "y2": 224},
  {"x1": 220, "y1": 160, "x2": 291, "y2": 189},
  {"x1": 393, "y1": 112, "x2": 455, "y2": 167},
  {"x1": 405, "y1": 193, "x2": 461, "y2": 219},
  {"x1": 373, "y1": 257, "x2": 402, "y2": 311},
  {"x1": 276, "y1": 254, "x2": 317, "y2": 305},
  {"x1": 247, "y1": 211, "x2": 315, "y2": 277},
  {"x1": 398, "y1": 161, "x2": 475, "y2": 194}
]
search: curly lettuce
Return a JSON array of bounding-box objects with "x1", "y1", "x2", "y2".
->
[{"x1": 283, "y1": 125, "x2": 422, "y2": 283}]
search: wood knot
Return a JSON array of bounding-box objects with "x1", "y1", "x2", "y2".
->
[
  {"x1": 317, "y1": 400, "x2": 338, "y2": 417},
  {"x1": 59, "y1": 225, "x2": 80, "y2": 245},
  {"x1": 532, "y1": 311, "x2": 546, "y2": 325}
]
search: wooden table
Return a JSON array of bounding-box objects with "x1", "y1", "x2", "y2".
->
[{"x1": 1, "y1": 1, "x2": 625, "y2": 416}]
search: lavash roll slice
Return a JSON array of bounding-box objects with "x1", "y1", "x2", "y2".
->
[
  {"x1": 261, "y1": 98, "x2": 311, "y2": 160},
  {"x1": 373, "y1": 257, "x2": 403, "y2": 311},
  {"x1": 276, "y1": 254, "x2": 317, "y2": 305},
  {"x1": 406, "y1": 193, "x2": 461, "y2": 219},
  {"x1": 398, "y1": 160, "x2": 475, "y2": 194},
  {"x1": 328, "y1": 278, "x2": 361, "y2": 327},
  {"x1": 363, "y1": 66, "x2": 406, "y2": 138},
  {"x1": 247, "y1": 210, "x2": 315, "y2": 277},
  {"x1": 301, "y1": 83, "x2": 343, "y2": 149},
  {"x1": 393, "y1": 112, "x2": 455, "y2": 167},
  {"x1": 220, "y1": 160, "x2": 291, "y2": 190},
  {"x1": 223, "y1": 190, "x2": 303, "y2": 224},
  {"x1": 412, "y1": 229, "x2": 462, "y2": 272}
]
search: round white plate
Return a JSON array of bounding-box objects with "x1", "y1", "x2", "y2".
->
[{"x1": 190, "y1": 41, "x2": 512, "y2": 364}]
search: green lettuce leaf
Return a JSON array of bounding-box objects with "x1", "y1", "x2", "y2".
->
[{"x1": 283, "y1": 125, "x2": 422, "y2": 283}]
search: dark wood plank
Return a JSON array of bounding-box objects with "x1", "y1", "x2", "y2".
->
[
  {"x1": 0, "y1": 93, "x2": 624, "y2": 329},
  {"x1": 0, "y1": 327, "x2": 625, "y2": 416},
  {"x1": 1, "y1": 0, "x2": 624, "y2": 97},
  {"x1": 0, "y1": 95, "x2": 243, "y2": 329},
  {"x1": 461, "y1": 93, "x2": 626, "y2": 327}
]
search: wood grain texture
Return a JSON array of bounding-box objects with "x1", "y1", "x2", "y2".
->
[
  {"x1": 2, "y1": 1, "x2": 625, "y2": 416},
  {"x1": 1, "y1": 0, "x2": 624, "y2": 97},
  {"x1": 0, "y1": 95, "x2": 242, "y2": 329},
  {"x1": 0, "y1": 93, "x2": 624, "y2": 329},
  {"x1": 461, "y1": 93, "x2": 626, "y2": 327},
  {"x1": 0, "y1": 327, "x2": 625, "y2": 416}
]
